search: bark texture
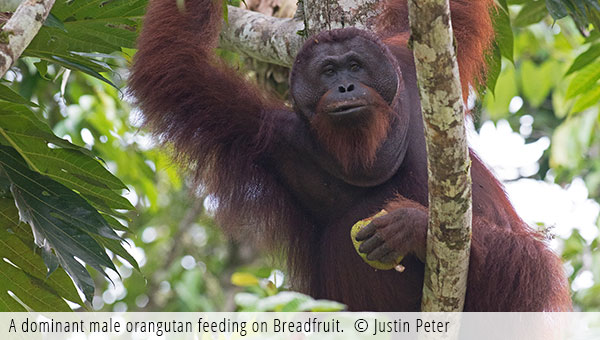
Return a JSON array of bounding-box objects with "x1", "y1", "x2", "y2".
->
[
  {"x1": 0, "y1": 0, "x2": 55, "y2": 78},
  {"x1": 218, "y1": 0, "x2": 382, "y2": 66},
  {"x1": 407, "y1": 0, "x2": 472, "y2": 312},
  {"x1": 300, "y1": 0, "x2": 381, "y2": 36},
  {"x1": 219, "y1": 5, "x2": 304, "y2": 67}
]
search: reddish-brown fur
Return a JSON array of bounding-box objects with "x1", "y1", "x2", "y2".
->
[
  {"x1": 129, "y1": 0, "x2": 571, "y2": 311},
  {"x1": 379, "y1": 0, "x2": 496, "y2": 98},
  {"x1": 313, "y1": 87, "x2": 393, "y2": 171}
]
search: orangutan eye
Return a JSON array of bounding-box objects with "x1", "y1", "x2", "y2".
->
[{"x1": 323, "y1": 67, "x2": 336, "y2": 76}]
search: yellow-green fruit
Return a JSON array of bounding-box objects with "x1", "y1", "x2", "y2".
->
[{"x1": 351, "y1": 210, "x2": 403, "y2": 270}]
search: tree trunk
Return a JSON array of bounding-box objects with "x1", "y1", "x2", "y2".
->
[{"x1": 407, "y1": 0, "x2": 472, "y2": 312}]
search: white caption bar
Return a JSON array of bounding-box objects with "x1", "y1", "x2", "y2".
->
[{"x1": 2, "y1": 312, "x2": 599, "y2": 339}]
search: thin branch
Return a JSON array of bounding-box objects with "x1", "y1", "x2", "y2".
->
[
  {"x1": 407, "y1": 0, "x2": 472, "y2": 312},
  {"x1": 0, "y1": 0, "x2": 55, "y2": 78}
]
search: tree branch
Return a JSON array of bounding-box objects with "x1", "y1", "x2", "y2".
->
[
  {"x1": 219, "y1": 5, "x2": 304, "y2": 67},
  {"x1": 300, "y1": 0, "x2": 381, "y2": 37},
  {"x1": 0, "y1": 0, "x2": 55, "y2": 78},
  {"x1": 218, "y1": 1, "x2": 382, "y2": 67},
  {"x1": 407, "y1": 0, "x2": 472, "y2": 312}
]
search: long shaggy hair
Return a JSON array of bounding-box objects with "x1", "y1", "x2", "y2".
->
[
  {"x1": 379, "y1": 0, "x2": 496, "y2": 98},
  {"x1": 312, "y1": 89, "x2": 395, "y2": 171}
]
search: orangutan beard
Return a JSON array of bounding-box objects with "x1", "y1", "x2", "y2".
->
[{"x1": 311, "y1": 105, "x2": 393, "y2": 173}]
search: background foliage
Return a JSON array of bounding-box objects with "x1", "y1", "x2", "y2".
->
[{"x1": 0, "y1": 0, "x2": 599, "y2": 311}]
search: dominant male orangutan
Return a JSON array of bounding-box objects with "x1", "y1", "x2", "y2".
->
[{"x1": 129, "y1": 0, "x2": 571, "y2": 311}]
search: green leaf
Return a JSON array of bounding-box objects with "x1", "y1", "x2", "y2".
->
[
  {"x1": 0, "y1": 101, "x2": 92, "y2": 155},
  {"x1": 546, "y1": 0, "x2": 569, "y2": 19},
  {"x1": 486, "y1": 43, "x2": 502, "y2": 94},
  {"x1": 514, "y1": 0, "x2": 549, "y2": 27},
  {"x1": 558, "y1": 0, "x2": 600, "y2": 31},
  {"x1": 565, "y1": 62, "x2": 600, "y2": 99},
  {"x1": 0, "y1": 101, "x2": 133, "y2": 215},
  {"x1": 520, "y1": 60, "x2": 560, "y2": 107},
  {"x1": 484, "y1": 63, "x2": 518, "y2": 120},
  {"x1": 566, "y1": 43, "x2": 600, "y2": 75},
  {"x1": 23, "y1": 0, "x2": 147, "y2": 86},
  {"x1": 94, "y1": 236, "x2": 139, "y2": 271},
  {"x1": 587, "y1": 0, "x2": 600, "y2": 12},
  {"x1": 582, "y1": 0, "x2": 600, "y2": 30},
  {"x1": 0, "y1": 146, "x2": 120, "y2": 301},
  {"x1": 571, "y1": 85, "x2": 600, "y2": 112},
  {"x1": 51, "y1": 56, "x2": 117, "y2": 89},
  {"x1": 1, "y1": 198, "x2": 81, "y2": 311},
  {"x1": 0, "y1": 261, "x2": 71, "y2": 312},
  {"x1": 0, "y1": 84, "x2": 37, "y2": 107},
  {"x1": 492, "y1": 0, "x2": 514, "y2": 62},
  {"x1": 34, "y1": 59, "x2": 50, "y2": 80},
  {"x1": 55, "y1": 251, "x2": 96, "y2": 303},
  {"x1": 0, "y1": 174, "x2": 9, "y2": 198},
  {"x1": 0, "y1": 203, "x2": 84, "y2": 308},
  {"x1": 43, "y1": 13, "x2": 66, "y2": 32},
  {"x1": 0, "y1": 291, "x2": 27, "y2": 312},
  {"x1": 51, "y1": 0, "x2": 146, "y2": 21},
  {"x1": 589, "y1": 1, "x2": 600, "y2": 30},
  {"x1": 101, "y1": 213, "x2": 129, "y2": 232},
  {"x1": 45, "y1": 0, "x2": 145, "y2": 53},
  {"x1": 562, "y1": 230, "x2": 586, "y2": 258},
  {"x1": 550, "y1": 110, "x2": 596, "y2": 167},
  {"x1": 0, "y1": 147, "x2": 122, "y2": 241},
  {"x1": 0, "y1": 200, "x2": 31, "y2": 242}
]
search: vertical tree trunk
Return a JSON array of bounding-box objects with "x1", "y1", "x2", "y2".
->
[{"x1": 407, "y1": 0, "x2": 472, "y2": 312}]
